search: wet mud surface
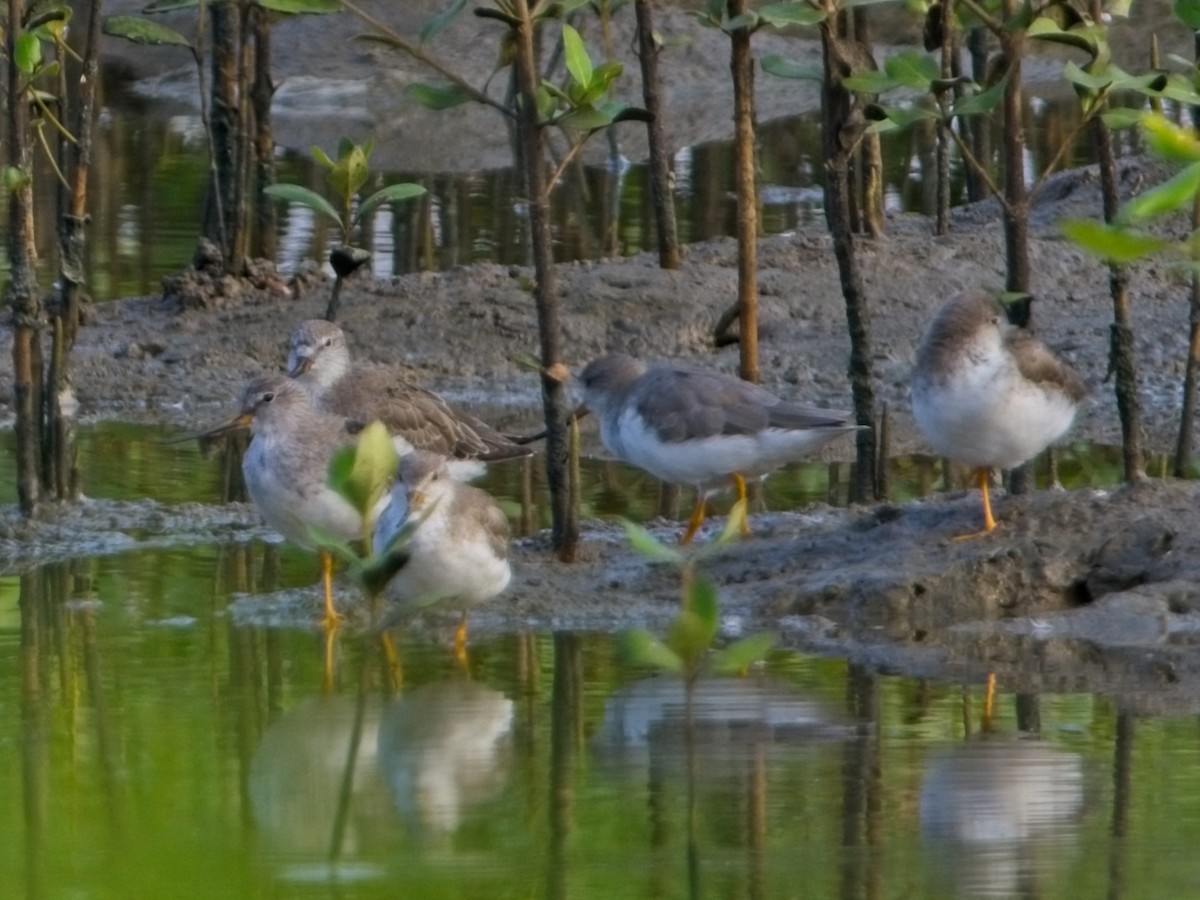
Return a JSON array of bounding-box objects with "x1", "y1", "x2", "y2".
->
[{"x1": 2, "y1": 1, "x2": 1198, "y2": 701}]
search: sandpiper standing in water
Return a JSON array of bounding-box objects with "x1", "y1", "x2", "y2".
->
[
  {"x1": 200, "y1": 374, "x2": 370, "y2": 628},
  {"x1": 579, "y1": 354, "x2": 860, "y2": 542},
  {"x1": 911, "y1": 290, "x2": 1087, "y2": 537},
  {"x1": 286, "y1": 319, "x2": 530, "y2": 473},
  {"x1": 372, "y1": 450, "x2": 511, "y2": 660}
]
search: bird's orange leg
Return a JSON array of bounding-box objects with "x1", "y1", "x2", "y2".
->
[
  {"x1": 381, "y1": 631, "x2": 403, "y2": 691},
  {"x1": 953, "y1": 468, "x2": 999, "y2": 541},
  {"x1": 732, "y1": 473, "x2": 751, "y2": 537},
  {"x1": 680, "y1": 492, "x2": 707, "y2": 544},
  {"x1": 982, "y1": 672, "x2": 996, "y2": 732},
  {"x1": 454, "y1": 611, "x2": 470, "y2": 667},
  {"x1": 320, "y1": 549, "x2": 343, "y2": 630}
]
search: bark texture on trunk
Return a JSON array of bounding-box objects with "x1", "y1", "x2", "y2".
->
[
  {"x1": 9, "y1": 0, "x2": 44, "y2": 517},
  {"x1": 821, "y1": 8, "x2": 877, "y2": 503},
  {"x1": 514, "y1": 0, "x2": 578, "y2": 560},
  {"x1": 633, "y1": 0, "x2": 680, "y2": 270},
  {"x1": 729, "y1": 0, "x2": 759, "y2": 383}
]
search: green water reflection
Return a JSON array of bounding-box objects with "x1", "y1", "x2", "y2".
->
[
  {"x1": 0, "y1": 423, "x2": 1170, "y2": 536},
  {"x1": 7, "y1": 553, "x2": 1200, "y2": 899}
]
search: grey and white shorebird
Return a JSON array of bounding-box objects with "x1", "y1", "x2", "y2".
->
[
  {"x1": 911, "y1": 290, "x2": 1087, "y2": 536},
  {"x1": 287, "y1": 319, "x2": 531, "y2": 476},
  {"x1": 200, "y1": 374, "x2": 369, "y2": 628},
  {"x1": 579, "y1": 354, "x2": 861, "y2": 542},
  {"x1": 372, "y1": 450, "x2": 511, "y2": 658}
]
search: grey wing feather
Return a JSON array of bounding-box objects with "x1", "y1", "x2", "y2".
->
[{"x1": 636, "y1": 367, "x2": 851, "y2": 440}]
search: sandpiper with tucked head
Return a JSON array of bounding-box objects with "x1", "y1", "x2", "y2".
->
[
  {"x1": 200, "y1": 374, "x2": 368, "y2": 628},
  {"x1": 287, "y1": 319, "x2": 531, "y2": 474},
  {"x1": 911, "y1": 290, "x2": 1086, "y2": 537},
  {"x1": 579, "y1": 354, "x2": 860, "y2": 542},
  {"x1": 372, "y1": 449, "x2": 511, "y2": 659}
]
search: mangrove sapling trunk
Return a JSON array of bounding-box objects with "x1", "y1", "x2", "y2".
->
[
  {"x1": 730, "y1": 0, "x2": 759, "y2": 383},
  {"x1": 205, "y1": 1, "x2": 242, "y2": 269},
  {"x1": 9, "y1": 0, "x2": 45, "y2": 517},
  {"x1": 934, "y1": 0, "x2": 955, "y2": 235},
  {"x1": 513, "y1": 0, "x2": 579, "y2": 561},
  {"x1": 251, "y1": 3, "x2": 276, "y2": 261},
  {"x1": 998, "y1": 5, "x2": 1032, "y2": 496},
  {"x1": 852, "y1": 8, "x2": 883, "y2": 238},
  {"x1": 634, "y1": 0, "x2": 680, "y2": 269},
  {"x1": 1177, "y1": 192, "x2": 1200, "y2": 474},
  {"x1": 964, "y1": 25, "x2": 989, "y2": 203},
  {"x1": 820, "y1": 7, "x2": 878, "y2": 503},
  {"x1": 46, "y1": 0, "x2": 104, "y2": 501},
  {"x1": 1177, "y1": 32, "x2": 1200, "y2": 476},
  {"x1": 1087, "y1": 0, "x2": 1143, "y2": 484}
]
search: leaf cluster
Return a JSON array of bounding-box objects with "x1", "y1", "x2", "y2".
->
[
  {"x1": 309, "y1": 420, "x2": 422, "y2": 598},
  {"x1": 263, "y1": 138, "x2": 426, "y2": 245},
  {"x1": 1062, "y1": 113, "x2": 1200, "y2": 264},
  {"x1": 619, "y1": 501, "x2": 776, "y2": 682},
  {"x1": 693, "y1": 0, "x2": 826, "y2": 35}
]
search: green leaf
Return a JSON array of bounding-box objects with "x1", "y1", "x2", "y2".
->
[
  {"x1": 1142, "y1": 112, "x2": 1200, "y2": 163},
  {"x1": 328, "y1": 421, "x2": 399, "y2": 520},
  {"x1": 257, "y1": 0, "x2": 342, "y2": 12},
  {"x1": 842, "y1": 71, "x2": 900, "y2": 93},
  {"x1": 622, "y1": 520, "x2": 684, "y2": 565},
  {"x1": 619, "y1": 629, "x2": 683, "y2": 672},
  {"x1": 14, "y1": 33, "x2": 42, "y2": 75},
  {"x1": 709, "y1": 632, "x2": 777, "y2": 675},
  {"x1": 417, "y1": 0, "x2": 463, "y2": 42},
  {"x1": 1062, "y1": 59, "x2": 1112, "y2": 92},
  {"x1": 1060, "y1": 219, "x2": 1172, "y2": 262},
  {"x1": 328, "y1": 144, "x2": 369, "y2": 203},
  {"x1": 102, "y1": 14, "x2": 192, "y2": 47},
  {"x1": 1176, "y1": 0, "x2": 1200, "y2": 30},
  {"x1": 667, "y1": 610, "x2": 714, "y2": 668},
  {"x1": 407, "y1": 81, "x2": 474, "y2": 110},
  {"x1": 3, "y1": 166, "x2": 30, "y2": 192},
  {"x1": 883, "y1": 51, "x2": 939, "y2": 89},
  {"x1": 1100, "y1": 107, "x2": 1142, "y2": 130},
  {"x1": 353, "y1": 182, "x2": 427, "y2": 225},
  {"x1": 950, "y1": 73, "x2": 1009, "y2": 118},
  {"x1": 263, "y1": 183, "x2": 343, "y2": 225},
  {"x1": 866, "y1": 104, "x2": 939, "y2": 131},
  {"x1": 1027, "y1": 17, "x2": 1100, "y2": 57},
  {"x1": 757, "y1": 3, "x2": 826, "y2": 26},
  {"x1": 562, "y1": 23, "x2": 593, "y2": 89},
  {"x1": 311, "y1": 145, "x2": 335, "y2": 169},
  {"x1": 1118, "y1": 161, "x2": 1200, "y2": 224},
  {"x1": 723, "y1": 12, "x2": 760, "y2": 33},
  {"x1": 761, "y1": 54, "x2": 824, "y2": 82},
  {"x1": 684, "y1": 572, "x2": 719, "y2": 634},
  {"x1": 142, "y1": 0, "x2": 199, "y2": 11},
  {"x1": 557, "y1": 107, "x2": 615, "y2": 132}
]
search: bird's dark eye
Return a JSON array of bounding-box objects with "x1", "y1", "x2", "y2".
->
[
  {"x1": 262, "y1": 391, "x2": 275, "y2": 403},
  {"x1": 323, "y1": 337, "x2": 333, "y2": 348}
]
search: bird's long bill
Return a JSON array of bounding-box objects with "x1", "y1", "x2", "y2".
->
[
  {"x1": 286, "y1": 355, "x2": 313, "y2": 378},
  {"x1": 163, "y1": 410, "x2": 253, "y2": 445}
]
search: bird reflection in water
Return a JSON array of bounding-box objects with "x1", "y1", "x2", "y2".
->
[{"x1": 920, "y1": 738, "x2": 1085, "y2": 897}]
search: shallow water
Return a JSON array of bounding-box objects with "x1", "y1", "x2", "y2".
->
[{"x1": 3, "y1": 426, "x2": 1200, "y2": 897}]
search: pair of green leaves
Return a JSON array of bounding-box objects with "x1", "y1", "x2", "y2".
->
[
  {"x1": 619, "y1": 500, "x2": 776, "y2": 680},
  {"x1": 263, "y1": 139, "x2": 426, "y2": 242}
]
